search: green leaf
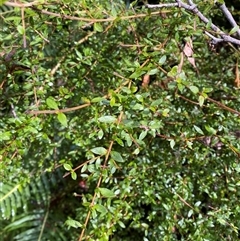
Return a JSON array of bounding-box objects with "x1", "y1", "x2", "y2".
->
[
  {"x1": 71, "y1": 171, "x2": 77, "y2": 180},
  {"x1": 5, "y1": 16, "x2": 22, "y2": 21},
  {"x1": 229, "y1": 26, "x2": 239, "y2": 35},
  {"x1": 110, "y1": 151, "x2": 124, "y2": 162},
  {"x1": 159, "y1": 55, "x2": 166, "y2": 65},
  {"x1": 129, "y1": 70, "x2": 145, "y2": 79},
  {"x1": 170, "y1": 139, "x2": 175, "y2": 149},
  {"x1": 206, "y1": 20, "x2": 212, "y2": 29},
  {"x1": 63, "y1": 163, "x2": 72, "y2": 171},
  {"x1": 57, "y1": 112, "x2": 68, "y2": 127},
  {"x1": 98, "y1": 188, "x2": 115, "y2": 198},
  {"x1": 114, "y1": 137, "x2": 124, "y2": 147},
  {"x1": 139, "y1": 130, "x2": 148, "y2": 140},
  {"x1": 94, "y1": 204, "x2": 108, "y2": 214},
  {"x1": 91, "y1": 147, "x2": 107, "y2": 155},
  {"x1": 17, "y1": 25, "x2": 25, "y2": 35},
  {"x1": 147, "y1": 68, "x2": 159, "y2": 75},
  {"x1": 205, "y1": 125, "x2": 217, "y2": 135},
  {"x1": 199, "y1": 95, "x2": 205, "y2": 107},
  {"x1": 167, "y1": 66, "x2": 178, "y2": 77},
  {"x1": 187, "y1": 141, "x2": 193, "y2": 149},
  {"x1": 162, "y1": 108, "x2": 169, "y2": 117},
  {"x1": 98, "y1": 129, "x2": 104, "y2": 139},
  {"x1": 135, "y1": 94, "x2": 144, "y2": 102},
  {"x1": 118, "y1": 220, "x2": 126, "y2": 228},
  {"x1": 46, "y1": 97, "x2": 58, "y2": 110},
  {"x1": 65, "y1": 219, "x2": 82, "y2": 228},
  {"x1": 91, "y1": 97, "x2": 105, "y2": 103},
  {"x1": 94, "y1": 22, "x2": 103, "y2": 32},
  {"x1": 189, "y1": 86, "x2": 199, "y2": 94},
  {"x1": 193, "y1": 125, "x2": 204, "y2": 135},
  {"x1": 98, "y1": 116, "x2": 117, "y2": 123},
  {"x1": 132, "y1": 103, "x2": 144, "y2": 110}
]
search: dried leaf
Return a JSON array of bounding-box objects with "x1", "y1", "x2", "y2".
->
[
  {"x1": 234, "y1": 61, "x2": 240, "y2": 88},
  {"x1": 183, "y1": 42, "x2": 193, "y2": 57},
  {"x1": 187, "y1": 57, "x2": 196, "y2": 68}
]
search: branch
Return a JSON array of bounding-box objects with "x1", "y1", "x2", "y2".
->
[
  {"x1": 217, "y1": 3, "x2": 240, "y2": 39},
  {"x1": 4, "y1": 0, "x2": 41, "y2": 7},
  {"x1": 146, "y1": 0, "x2": 240, "y2": 46}
]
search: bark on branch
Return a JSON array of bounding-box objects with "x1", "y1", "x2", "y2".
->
[{"x1": 146, "y1": 0, "x2": 240, "y2": 46}]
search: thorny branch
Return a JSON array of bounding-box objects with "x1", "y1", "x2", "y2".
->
[{"x1": 147, "y1": 0, "x2": 240, "y2": 46}]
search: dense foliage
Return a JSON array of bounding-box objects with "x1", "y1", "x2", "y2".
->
[{"x1": 1, "y1": 0, "x2": 240, "y2": 240}]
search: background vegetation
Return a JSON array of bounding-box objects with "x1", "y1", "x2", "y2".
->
[{"x1": 1, "y1": 0, "x2": 240, "y2": 240}]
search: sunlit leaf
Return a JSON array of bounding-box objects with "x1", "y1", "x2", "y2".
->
[
  {"x1": 57, "y1": 112, "x2": 68, "y2": 127},
  {"x1": 110, "y1": 151, "x2": 124, "y2": 162},
  {"x1": 98, "y1": 116, "x2": 117, "y2": 123},
  {"x1": 189, "y1": 86, "x2": 199, "y2": 94},
  {"x1": 94, "y1": 22, "x2": 103, "y2": 32},
  {"x1": 71, "y1": 171, "x2": 77, "y2": 180},
  {"x1": 98, "y1": 188, "x2": 115, "y2": 198},
  {"x1": 63, "y1": 163, "x2": 72, "y2": 171},
  {"x1": 46, "y1": 97, "x2": 58, "y2": 110},
  {"x1": 91, "y1": 147, "x2": 107, "y2": 155}
]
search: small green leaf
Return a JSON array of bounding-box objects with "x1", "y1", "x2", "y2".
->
[
  {"x1": 199, "y1": 95, "x2": 205, "y2": 107},
  {"x1": 75, "y1": 49, "x2": 82, "y2": 59},
  {"x1": 110, "y1": 97, "x2": 116, "y2": 107},
  {"x1": 94, "y1": 204, "x2": 108, "y2": 214},
  {"x1": 135, "y1": 94, "x2": 144, "y2": 102},
  {"x1": 129, "y1": 70, "x2": 145, "y2": 79},
  {"x1": 206, "y1": 20, "x2": 212, "y2": 30},
  {"x1": 98, "y1": 116, "x2": 117, "y2": 123},
  {"x1": 46, "y1": 97, "x2": 58, "y2": 110},
  {"x1": 229, "y1": 25, "x2": 239, "y2": 35},
  {"x1": 65, "y1": 219, "x2": 82, "y2": 228},
  {"x1": 91, "y1": 97, "x2": 105, "y2": 103},
  {"x1": 132, "y1": 103, "x2": 144, "y2": 110},
  {"x1": 147, "y1": 68, "x2": 159, "y2": 75},
  {"x1": 57, "y1": 112, "x2": 68, "y2": 127},
  {"x1": 118, "y1": 220, "x2": 126, "y2": 228},
  {"x1": 202, "y1": 87, "x2": 213, "y2": 93},
  {"x1": 91, "y1": 147, "x2": 107, "y2": 155},
  {"x1": 139, "y1": 130, "x2": 148, "y2": 140},
  {"x1": 17, "y1": 25, "x2": 25, "y2": 35},
  {"x1": 177, "y1": 83, "x2": 185, "y2": 92},
  {"x1": 167, "y1": 66, "x2": 178, "y2": 77},
  {"x1": 187, "y1": 141, "x2": 193, "y2": 149},
  {"x1": 114, "y1": 137, "x2": 124, "y2": 147},
  {"x1": 111, "y1": 151, "x2": 124, "y2": 162},
  {"x1": 133, "y1": 148, "x2": 140, "y2": 155},
  {"x1": 189, "y1": 86, "x2": 199, "y2": 94},
  {"x1": 205, "y1": 125, "x2": 217, "y2": 135},
  {"x1": 195, "y1": 201, "x2": 201, "y2": 207},
  {"x1": 193, "y1": 125, "x2": 204, "y2": 135},
  {"x1": 71, "y1": 171, "x2": 77, "y2": 180},
  {"x1": 81, "y1": 164, "x2": 87, "y2": 173},
  {"x1": 98, "y1": 129, "x2": 104, "y2": 139},
  {"x1": 162, "y1": 108, "x2": 169, "y2": 117},
  {"x1": 188, "y1": 209, "x2": 193, "y2": 218},
  {"x1": 170, "y1": 139, "x2": 175, "y2": 149},
  {"x1": 94, "y1": 22, "x2": 103, "y2": 32},
  {"x1": 98, "y1": 188, "x2": 115, "y2": 198},
  {"x1": 159, "y1": 55, "x2": 166, "y2": 65},
  {"x1": 63, "y1": 163, "x2": 72, "y2": 171}
]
